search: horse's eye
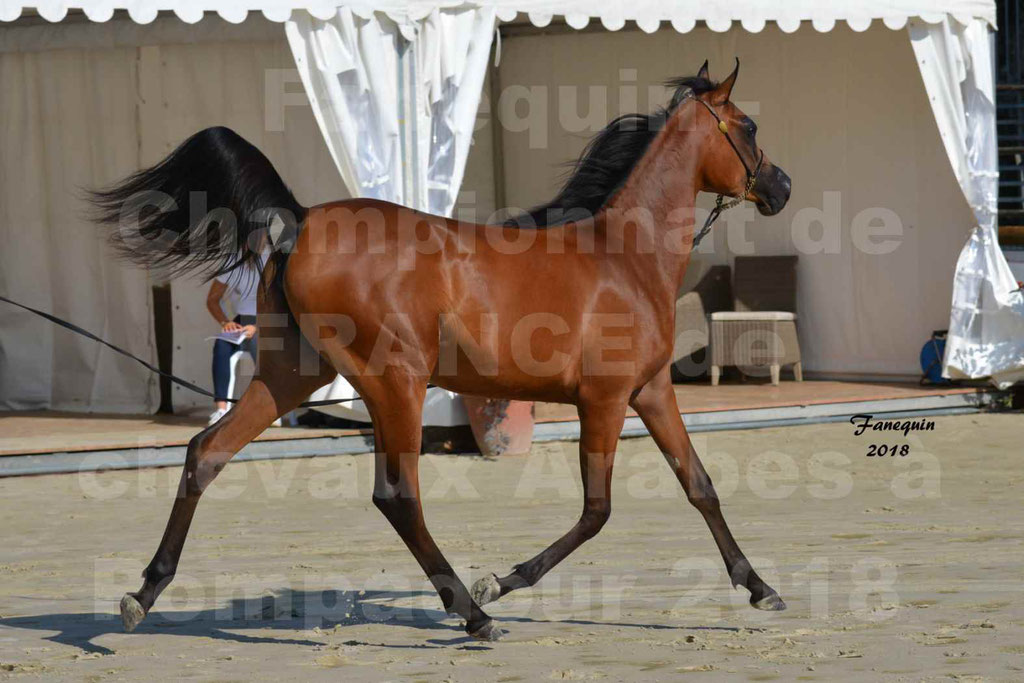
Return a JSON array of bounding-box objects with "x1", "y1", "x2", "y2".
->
[{"x1": 747, "y1": 121, "x2": 758, "y2": 136}]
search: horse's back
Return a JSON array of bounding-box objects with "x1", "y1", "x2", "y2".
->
[{"x1": 283, "y1": 198, "x2": 652, "y2": 400}]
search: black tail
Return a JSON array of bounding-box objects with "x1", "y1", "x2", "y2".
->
[{"x1": 88, "y1": 126, "x2": 305, "y2": 279}]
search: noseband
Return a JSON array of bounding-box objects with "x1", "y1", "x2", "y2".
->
[{"x1": 682, "y1": 92, "x2": 765, "y2": 247}]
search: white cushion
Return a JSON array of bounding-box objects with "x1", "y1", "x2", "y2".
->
[{"x1": 710, "y1": 311, "x2": 797, "y2": 322}]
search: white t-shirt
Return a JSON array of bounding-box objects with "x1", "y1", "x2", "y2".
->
[{"x1": 215, "y1": 251, "x2": 268, "y2": 317}]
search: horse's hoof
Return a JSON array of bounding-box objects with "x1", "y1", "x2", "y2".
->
[
  {"x1": 471, "y1": 573, "x2": 502, "y2": 607},
  {"x1": 120, "y1": 593, "x2": 147, "y2": 632},
  {"x1": 468, "y1": 618, "x2": 505, "y2": 642},
  {"x1": 751, "y1": 590, "x2": 787, "y2": 611}
]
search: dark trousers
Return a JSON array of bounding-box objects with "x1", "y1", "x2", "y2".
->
[{"x1": 212, "y1": 315, "x2": 257, "y2": 401}]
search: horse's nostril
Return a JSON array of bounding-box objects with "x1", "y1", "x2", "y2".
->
[{"x1": 779, "y1": 171, "x2": 792, "y2": 198}]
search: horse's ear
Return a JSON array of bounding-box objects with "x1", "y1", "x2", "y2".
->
[
  {"x1": 697, "y1": 60, "x2": 709, "y2": 80},
  {"x1": 711, "y1": 58, "x2": 739, "y2": 105}
]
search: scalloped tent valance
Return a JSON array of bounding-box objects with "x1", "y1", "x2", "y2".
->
[{"x1": 0, "y1": 1, "x2": 998, "y2": 32}]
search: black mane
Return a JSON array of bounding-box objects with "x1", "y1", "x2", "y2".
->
[{"x1": 510, "y1": 75, "x2": 717, "y2": 228}]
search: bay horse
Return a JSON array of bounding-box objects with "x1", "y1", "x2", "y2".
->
[{"x1": 90, "y1": 60, "x2": 791, "y2": 641}]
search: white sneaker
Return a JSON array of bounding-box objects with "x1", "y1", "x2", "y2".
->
[{"x1": 208, "y1": 408, "x2": 228, "y2": 426}]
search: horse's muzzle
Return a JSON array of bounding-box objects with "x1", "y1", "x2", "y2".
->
[{"x1": 755, "y1": 164, "x2": 791, "y2": 216}]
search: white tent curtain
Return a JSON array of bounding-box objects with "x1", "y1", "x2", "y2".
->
[
  {"x1": 909, "y1": 17, "x2": 1024, "y2": 388},
  {"x1": 285, "y1": 6, "x2": 496, "y2": 424},
  {"x1": 0, "y1": 45, "x2": 158, "y2": 412},
  {"x1": 285, "y1": 8, "x2": 403, "y2": 205},
  {"x1": 284, "y1": 5, "x2": 495, "y2": 214}
]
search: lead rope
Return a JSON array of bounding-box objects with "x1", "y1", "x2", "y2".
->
[
  {"x1": 691, "y1": 168, "x2": 760, "y2": 247},
  {"x1": 686, "y1": 93, "x2": 765, "y2": 248}
]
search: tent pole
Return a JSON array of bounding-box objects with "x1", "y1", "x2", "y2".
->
[{"x1": 488, "y1": 33, "x2": 507, "y2": 215}]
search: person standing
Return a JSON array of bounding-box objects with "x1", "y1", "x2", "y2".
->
[{"x1": 205, "y1": 257, "x2": 276, "y2": 426}]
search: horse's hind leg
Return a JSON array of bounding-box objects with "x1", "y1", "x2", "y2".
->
[
  {"x1": 630, "y1": 368, "x2": 785, "y2": 610},
  {"x1": 471, "y1": 397, "x2": 627, "y2": 607},
  {"x1": 120, "y1": 312, "x2": 332, "y2": 631}
]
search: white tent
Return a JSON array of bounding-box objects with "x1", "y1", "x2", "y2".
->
[{"x1": 1, "y1": 1, "x2": 1020, "y2": 421}]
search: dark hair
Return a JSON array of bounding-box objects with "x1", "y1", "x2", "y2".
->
[
  {"x1": 87, "y1": 126, "x2": 304, "y2": 280},
  {"x1": 511, "y1": 75, "x2": 717, "y2": 228}
]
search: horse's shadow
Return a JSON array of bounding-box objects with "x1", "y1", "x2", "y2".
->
[
  {"x1": 0, "y1": 589, "x2": 455, "y2": 655},
  {"x1": 0, "y1": 588, "x2": 752, "y2": 654}
]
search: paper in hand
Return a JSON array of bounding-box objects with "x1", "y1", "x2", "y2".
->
[{"x1": 205, "y1": 330, "x2": 248, "y2": 345}]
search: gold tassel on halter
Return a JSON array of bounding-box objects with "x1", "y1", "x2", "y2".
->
[{"x1": 718, "y1": 121, "x2": 729, "y2": 134}]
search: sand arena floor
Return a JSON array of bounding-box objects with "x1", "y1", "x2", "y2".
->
[{"x1": 1, "y1": 412, "x2": 1022, "y2": 681}]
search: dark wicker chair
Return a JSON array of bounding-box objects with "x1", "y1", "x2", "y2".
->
[
  {"x1": 709, "y1": 255, "x2": 802, "y2": 386},
  {"x1": 671, "y1": 265, "x2": 733, "y2": 381}
]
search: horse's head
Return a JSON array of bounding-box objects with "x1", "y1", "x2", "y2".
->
[{"x1": 673, "y1": 60, "x2": 791, "y2": 216}]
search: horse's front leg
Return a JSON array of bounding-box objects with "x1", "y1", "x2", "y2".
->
[
  {"x1": 630, "y1": 367, "x2": 785, "y2": 610},
  {"x1": 471, "y1": 396, "x2": 627, "y2": 606}
]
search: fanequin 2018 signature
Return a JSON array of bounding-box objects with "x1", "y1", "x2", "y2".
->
[{"x1": 849, "y1": 414, "x2": 935, "y2": 457}]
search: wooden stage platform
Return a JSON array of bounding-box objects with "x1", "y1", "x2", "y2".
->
[{"x1": 0, "y1": 380, "x2": 1000, "y2": 476}]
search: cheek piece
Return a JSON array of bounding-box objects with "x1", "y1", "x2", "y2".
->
[{"x1": 679, "y1": 90, "x2": 765, "y2": 247}]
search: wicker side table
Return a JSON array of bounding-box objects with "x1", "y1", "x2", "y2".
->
[{"x1": 709, "y1": 311, "x2": 802, "y2": 386}]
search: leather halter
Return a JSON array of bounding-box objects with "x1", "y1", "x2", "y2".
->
[{"x1": 681, "y1": 91, "x2": 765, "y2": 248}]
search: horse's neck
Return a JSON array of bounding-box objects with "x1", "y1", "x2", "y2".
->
[{"x1": 601, "y1": 124, "x2": 701, "y2": 292}]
